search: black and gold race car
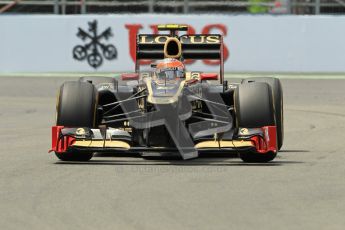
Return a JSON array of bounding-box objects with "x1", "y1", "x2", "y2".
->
[{"x1": 50, "y1": 24, "x2": 283, "y2": 162}]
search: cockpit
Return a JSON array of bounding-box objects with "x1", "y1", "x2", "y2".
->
[
  {"x1": 152, "y1": 58, "x2": 185, "y2": 86},
  {"x1": 148, "y1": 59, "x2": 186, "y2": 101},
  {"x1": 154, "y1": 68, "x2": 184, "y2": 85}
]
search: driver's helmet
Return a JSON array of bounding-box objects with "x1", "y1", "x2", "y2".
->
[{"x1": 155, "y1": 58, "x2": 185, "y2": 81}]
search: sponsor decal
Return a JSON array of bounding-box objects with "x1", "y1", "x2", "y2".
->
[
  {"x1": 73, "y1": 20, "x2": 117, "y2": 69},
  {"x1": 240, "y1": 128, "x2": 249, "y2": 135},
  {"x1": 76, "y1": 128, "x2": 86, "y2": 135},
  {"x1": 98, "y1": 84, "x2": 112, "y2": 90},
  {"x1": 138, "y1": 35, "x2": 221, "y2": 44}
]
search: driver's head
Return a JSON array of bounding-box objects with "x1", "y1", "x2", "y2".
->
[{"x1": 155, "y1": 58, "x2": 185, "y2": 80}]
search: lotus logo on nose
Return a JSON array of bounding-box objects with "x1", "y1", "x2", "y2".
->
[
  {"x1": 76, "y1": 128, "x2": 86, "y2": 136},
  {"x1": 73, "y1": 20, "x2": 117, "y2": 69},
  {"x1": 240, "y1": 128, "x2": 249, "y2": 135}
]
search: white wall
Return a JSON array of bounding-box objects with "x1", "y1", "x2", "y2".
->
[{"x1": 0, "y1": 15, "x2": 344, "y2": 73}]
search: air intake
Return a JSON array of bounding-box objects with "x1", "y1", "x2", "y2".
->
[{"x1": 164, "y1": 38, "x2": 182, "y2": 59}]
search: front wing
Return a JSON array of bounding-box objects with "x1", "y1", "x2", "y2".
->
[{"x1": 50, "y1": 126, "x2": 277, "y2": 159}]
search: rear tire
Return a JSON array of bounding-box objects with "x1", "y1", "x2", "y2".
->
[
  {"x1": 79, "y1": 76, "x2": 116, "y2": 88},
  {"x1": 234, "y1": 82, "x2": 277, "y2": 163},
  {"x1": 55, "y1": 81, "x2": 97, "y2": 161},
  {"x1": 242, "y1": 77, "x2": 284, "y2": 150}
]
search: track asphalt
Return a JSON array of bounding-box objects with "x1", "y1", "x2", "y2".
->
[{"x1": 0, "y1": 77, "x2": 344, "y2": 230}]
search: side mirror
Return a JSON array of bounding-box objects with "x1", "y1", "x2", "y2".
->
[
  {"x1": 121, "y1": 73, "x2": 139, "y2": 81},
  {"x1": 200, "y1": 73, "x2": 218, "y2": 81}
]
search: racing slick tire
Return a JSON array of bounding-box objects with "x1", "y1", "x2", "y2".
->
[
  {"x1": 242, "y1": 77, "x2": 284, "y2": 150},
  {"x1": 234, "y1": 82, "x2": 277, "y2": 163},
  {"x1": 55, "y1": 81, "x2": 97, "y2": 161}
]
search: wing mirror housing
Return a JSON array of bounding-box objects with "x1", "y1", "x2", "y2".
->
[
  {"x1": 121, "y1": 73, "x2": 139, "y2": 81},
  {"x1": 200, "y1": 73, "x2": 218, "y2": 81}
]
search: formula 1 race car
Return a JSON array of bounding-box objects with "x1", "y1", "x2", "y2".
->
[{"x1": 50, "y1": 24, "x2": 283, "y2": 162}]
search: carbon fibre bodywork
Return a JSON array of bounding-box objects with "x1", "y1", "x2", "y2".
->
[{"x1": 50, "y1": 74, "x2": 277, "y2": 160}]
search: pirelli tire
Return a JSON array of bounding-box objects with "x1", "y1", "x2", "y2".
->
[
  {"x1": 234, "y1": 82, "x2": 277, "y2": 163},
  {"x1": 55, "y1": 81, "x2": 98, "y2": 161},
  {"x1": 242, "y1": 77, "x2": 284, "y2": 150}
]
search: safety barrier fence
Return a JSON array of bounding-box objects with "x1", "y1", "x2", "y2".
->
[{"x1": 0, "y1": 0, "x2": 345, "y2": 15}]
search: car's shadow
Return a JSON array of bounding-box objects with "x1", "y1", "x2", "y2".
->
[{"x1": 54, "y1": 149, "x2": 308, "y2": 166}]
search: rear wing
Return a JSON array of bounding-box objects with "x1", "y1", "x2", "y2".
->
[
  {"x1": 136, "y1": 34, "x2": 222, "y2": 60},
  {"x1": 135, "y1": 29, "x2": 224, "y2": 83}
]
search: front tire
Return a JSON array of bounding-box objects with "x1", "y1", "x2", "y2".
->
[
  {"x1": 234, "y1": 82, "x2": 277, "y2": 163},
  {"x1": 242, "y1": 77, "x2": 284, "y2": 150},
  {"x1": 55, "y1": 81, "x2": 97, "y2": 161}
]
